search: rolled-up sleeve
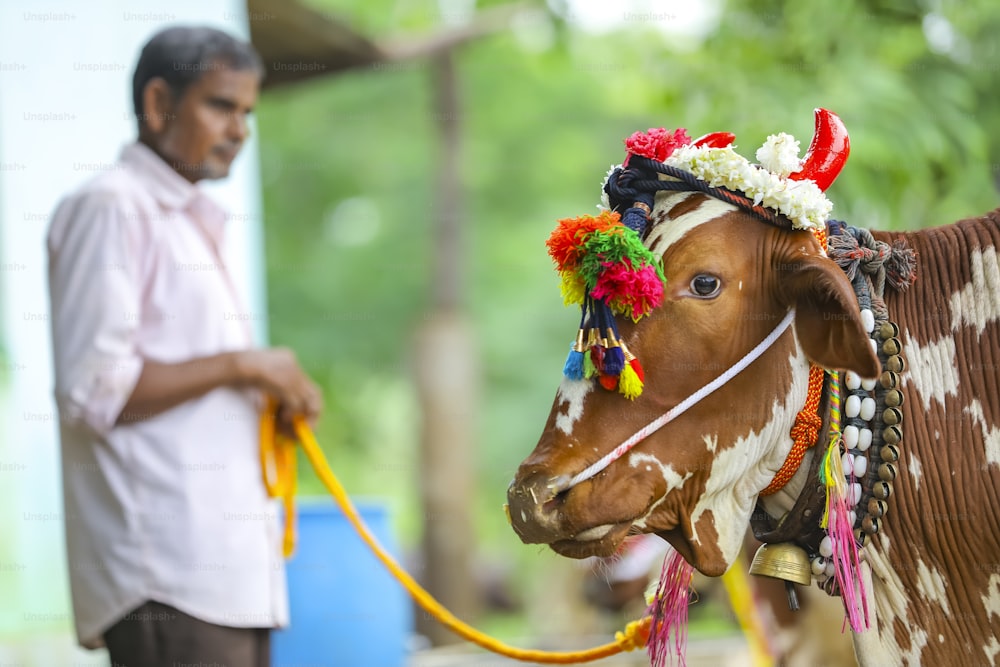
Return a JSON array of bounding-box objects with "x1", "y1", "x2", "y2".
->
[{"x1": 47, "y1": 191, "x2": 145, "y2": 437}]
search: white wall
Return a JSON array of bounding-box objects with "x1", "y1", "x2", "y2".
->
[{"x1": 0, "y1": 0, "x2": 265, "y2": 662}]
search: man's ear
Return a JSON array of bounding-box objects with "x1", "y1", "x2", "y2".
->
[
  {"x1": 141, "y1": 78, "x2": 174, "y2": 134},
  {"x1": 778, "y1": 251, "x2": 880, "y2": 379}
]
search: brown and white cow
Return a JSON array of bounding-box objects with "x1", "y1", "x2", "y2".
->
[{"x1": 508, "y1": 181, "x2": 1000, "y2": 664}]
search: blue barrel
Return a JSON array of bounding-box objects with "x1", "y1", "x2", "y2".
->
[{"x1": 272, "y1": 498, "x2": 412, "y2": 667}]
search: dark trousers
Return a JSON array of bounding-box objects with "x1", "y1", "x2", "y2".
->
[{"x1": 103, "y1": 600, "x2": 271, "y2": 667}]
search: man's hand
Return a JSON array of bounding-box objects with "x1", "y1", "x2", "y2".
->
[{"x1": 234, "y1": 347, "x2": 323, "y2": 433}]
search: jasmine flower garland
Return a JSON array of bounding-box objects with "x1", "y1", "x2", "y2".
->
[{"x1": 663, "y1": 139, "x2": 833, "y2": 230}]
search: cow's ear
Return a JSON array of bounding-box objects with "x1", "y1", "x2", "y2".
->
[{"x1": 778, "y1": 252, "x2": 880, "y2": 379}]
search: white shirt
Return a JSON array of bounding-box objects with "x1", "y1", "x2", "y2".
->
[{"x1": 46, "y1": 142, "x2": 288, "y2": 648}]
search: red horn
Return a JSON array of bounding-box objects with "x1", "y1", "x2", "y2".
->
[
  {"x1": 788, "y1": 108, "x2": 850, "y2": 191},
  {"x1": 693, "y1": 131, "x2": 735, "y2": 148}
]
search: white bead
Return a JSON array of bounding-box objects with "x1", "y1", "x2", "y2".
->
[
  {"x1": 860, "y1": 309, "x2": 875, "y2": 333},
  {"x1": 860, "y1": 397, "x2": 877, "y2": 421},
  {"x1": 843, "y1": 425, "x2": 860, "y2": 449},
  {"x1": 841, "y1": 452, "x2": 853, "y2": 476},
  {"x1": 825, "y1": 560, "x2": 836, "y2": 577},
  {"x1": 845, "y1": 395, "x2": 861, "y2": 418},
  {"x1": 851, "y1": 482, "x2": 862, "y2": 505},
  {"x1": 845, "y1": 371, "x2": 861, "y2": 390},
  {"x1": 812, "y1": 557, "x2": 826, "y2": 576},
  {"x1": 849, "y1": 510, "x2": 857, "y2": 526},
  {"x1": 858, "y1": 428, "x2": 873, "y2": 451},
  {"x1": 854, "y1": 455, "x2": 868, "y2": 477},
  {"x1": 870, "y1": 338, "x2": 878, "y2": 354},
  {"x1": 819, "y1": 535, "x2": 834, "y2": 558},
  {"x1": 861, "y1": 377, "x2": 877, "y2": 391}
]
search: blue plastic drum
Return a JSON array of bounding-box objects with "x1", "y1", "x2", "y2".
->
[{"x1": 272, "y1": 498, "x2": 412, "y2": 667}]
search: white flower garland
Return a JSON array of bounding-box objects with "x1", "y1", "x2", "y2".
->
[{"x1": 663, "y1": 135, "x2": 833, "y2": 230}]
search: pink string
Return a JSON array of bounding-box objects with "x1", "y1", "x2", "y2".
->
[
  {"x1": 828, "y1": 495, "x2": 870, "y2": 631},
  {"x1": 647, "y1": 548, "x2": 695, "y2": 667}
]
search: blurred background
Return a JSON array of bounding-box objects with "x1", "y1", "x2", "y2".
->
[{"x1": 1, "y1": 0, "x2": 999, "y2": 665}]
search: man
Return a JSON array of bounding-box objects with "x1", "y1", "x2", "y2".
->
[{"x1": 46, "y1": 26, "x2": 320, "y2": 666}]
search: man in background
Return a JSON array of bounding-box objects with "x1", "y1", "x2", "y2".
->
[{"x1": 47, "y1": 25, "x2": 321, "y2": 666}]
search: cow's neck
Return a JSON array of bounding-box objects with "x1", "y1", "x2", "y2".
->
[
  {"x1": 759, "y1": 448, "x2": 816, "y2": 519},
  {"x1": 850, "y1": 217, "x2": 1000, "y2": 666}
]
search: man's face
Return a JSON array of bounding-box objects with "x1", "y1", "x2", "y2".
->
[{"x1": 148, "y1": 63, "x2": 260, "y2": 183}]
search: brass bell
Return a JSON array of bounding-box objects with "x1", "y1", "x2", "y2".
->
[
  {"x1": 749, "y1": 542, "x2": 812, "y2": 611},
  {"x1": 748, "y1": 542, "x2": 812, "y2": 586},
  {"x1": 885, "y1": 390, "x2": 904, "y2": 407},
  {"x1": 881, "y1": 444, "x2": 900, "y2": 463},
  {"x1": 868, "y1": 498, "x2": 888, "y2": 517},
  {"x1": 878, "y1": 463, "x2": 898, "y2": 481},
  {"x1": 886, "y1": 355, "x2": 906, "y2": 373},
  {"x1": 879, "y1": 321, "x2": 900, "y2": 340},
  {"x1": 883, "y1": 407, "x2": 903, "y2": 426},
  {"x1": 882, "y1": 338, "x2": 902, "y2": 355},
  {"x1": 880, "y1": 371, "x2": 900, "y2": 389}
]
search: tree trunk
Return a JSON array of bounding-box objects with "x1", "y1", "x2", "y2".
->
[{"x1": 413, "y1": 48, "x2": 479, "y2": 646}]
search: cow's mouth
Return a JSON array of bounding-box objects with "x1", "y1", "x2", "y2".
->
[{"x1": 549, "y1": 521, "x2": 634, "y2": 558}]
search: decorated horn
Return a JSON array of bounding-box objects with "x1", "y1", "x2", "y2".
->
[
  {"x1": 788, "y1": 108, "x2": 850, "y2": 191},
  {"x1": 693, "y1": 131, "x2": 736, "y2": 148}
]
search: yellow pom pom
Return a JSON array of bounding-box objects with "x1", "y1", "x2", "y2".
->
[
  {"x1": 559, "y1": 270, "x2": 585, "y2": 306},
  {"x1": 618, "y1": 361, "x2": 643, "y2": 400}
]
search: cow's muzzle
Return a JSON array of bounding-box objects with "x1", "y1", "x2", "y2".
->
[{"x1": 506, "y1": 471, "x2": 572, "y2": 544}]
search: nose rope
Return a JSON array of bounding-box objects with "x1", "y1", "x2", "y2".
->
[{"x1": 565, "y1": 309, "x2": 796, "y2": 490}]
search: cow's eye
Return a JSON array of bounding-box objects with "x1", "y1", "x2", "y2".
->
[{"x1": 691, "y1": 274, "x2": 721, "y2": 297}]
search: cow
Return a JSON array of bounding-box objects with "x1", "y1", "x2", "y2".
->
[{"x1": 507, "y1": 110, "x2": 1000, "y2": 667}]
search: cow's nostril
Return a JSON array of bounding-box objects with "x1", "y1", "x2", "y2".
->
[{"x1": 542, "y1": 488, "x2": 569, "y2": 516}]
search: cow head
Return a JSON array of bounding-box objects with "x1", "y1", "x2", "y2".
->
[{"x1": 507, "y1": 114, "x2": 880, "y2": 577}]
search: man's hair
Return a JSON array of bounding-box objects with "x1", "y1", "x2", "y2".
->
[{"x1": 132, "y1": 25, "x2": 264, "y2": 125}]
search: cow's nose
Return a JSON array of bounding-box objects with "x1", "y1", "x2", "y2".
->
[{"x1": 506, "y1": 471, "x2": 571, "y2": 543}]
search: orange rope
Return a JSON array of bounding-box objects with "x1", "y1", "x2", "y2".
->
[
  {"x1": 760, "y1": 226, "x2": 829, "y2": 497},
  {"x1": 760, "y1": 364, "x2": 825, "y2": 496}
]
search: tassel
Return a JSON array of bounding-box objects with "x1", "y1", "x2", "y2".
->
[
  {"x1": 604, "y1": 345, "x2": 625, "y2": 376},
  {"x1": 820, "y1": 440, "x2": 869, "y2": 632},
  {"x1": 618, "y1": 341, "x2": 644, "y2": 399},
  {"x1": 647, "y1": 548, "x2": 695, "y2": 667},
  {"x1": 603, "y1": 320, "x2": 625, "y2": 376},
  {"x1": 819, "y1": 370, "x2": 869, "y2": 631},
  {"x1": 599, "y1": 373, "x2": 619, "y2": 391},
  {"x1": 618, "y1": 360, "x2": 643, "y2": 399},
  {"x1": 629, "y1": 357, "x2": 645, "y2": 383},
  {"x1": 583, "y1": 346, "x2": 598, "y2": 379},
  {"x1": 590, "y1": 341, "x2": 605, "y2": 375},
  {"x1": 563, "y1": 329, "x2": 586, "y2": 380},
  {"x1": 563, "y1": 346, "x2": 585, "y2": 380}
]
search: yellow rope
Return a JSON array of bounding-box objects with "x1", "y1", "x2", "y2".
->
[
  {"x1": 260, "y1": 400, "x2": 651, "y2": 662},
  {"x1": 720, "y1": 555, "x2": 775, "y2": 667},
  {"x1": 259, "y1": 400, "x2": 297, "y2": 557}
]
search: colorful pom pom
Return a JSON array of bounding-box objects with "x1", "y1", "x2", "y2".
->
[
  {"x1": 618, "y1": 361, "x2": 644, "y2": 400},
  {"x1": 563, "y1": 346, "x2": 585, "y2": 381},
  {"x1": 599, "y1": 374, "x2": 619, "y2": 391},
  {"x1": 547, "y1": 186, "x2": 667, "y2": 398},
  {"x1": 603, "y1": 345, "x2": 625, "y2": 376},
  {"x1": 583, "y1": 346, "x2": 598, "y2": 379}
]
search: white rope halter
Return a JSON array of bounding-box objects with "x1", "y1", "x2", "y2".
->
[{"x1": 565, "y1": 309, "x2": 796, "y2": 490}]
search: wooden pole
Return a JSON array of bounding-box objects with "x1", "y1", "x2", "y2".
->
[{"x1": 412, "y1": 47, "x2": 479, "y2": 646}]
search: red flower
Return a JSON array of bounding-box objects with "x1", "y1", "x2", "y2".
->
[{"x1": 624, "y1": 127, "x2": 691, "y2": 163}]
